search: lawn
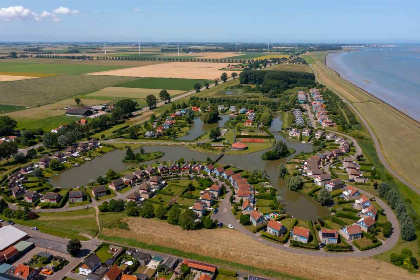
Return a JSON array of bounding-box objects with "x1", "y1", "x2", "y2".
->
[
  {"x1": 0, "y1": 60, "x2": 129, "y2": 75},
  {"x1": 215, "y1": 274, "x2": 237, "y2": 280},
  {"x1": 176, "y1": 197, "x2": 196, "y2": 207},
  {"x1": 0, "y1": 75, "x2": 134, "y2": 107},
  {"x1": 115, "y1": 77, "x2": 213, "y2": 91},
  {"x1": 16, "y1": 115, "x2": 80, "y2": 130},
  {"x1": 95, "y1": 245, "x2": 113, "y2": 262},
  {"x1": 0, "y1": 104, "x2": 25, "y2": 113}
]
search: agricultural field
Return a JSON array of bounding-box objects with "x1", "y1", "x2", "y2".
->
[
  {"x1": 0, "y1": 104, "x2": 25, "y2": 114},
  {"x1": 0, "y1": 60, "x2": 130, "y2": 75},
  {"x1": 2, "y1": 58, "x2": 164, "y2": 67},
  {"x1": 86, "y1": 87, "x2": 185, "y2": 99},
  {"x1": 0, "y1": 75, "x2": 37, "y2": 81},
  {"x1": 89, "y1": 62, "x2": 240, "y2": 80},
  {"x1": 0, "y1": 75, "x2": 133, "y2": 107},
  {"x1": 100, "y1": 217, "x2": 415, "y2": 280},
  {"x1": 306, "y1": 51, "x2": 420, "y2": 188},
  {"x1": 254, "y1": 54, "x2": 290, "y2": 60},
  {"x1": 115, "y1": 77, "x2": 213, "y2": 91},
  {"x1": 264, "y1": 63, "x2": 313, "y2": 73},
  {"x1": 225, "y1": 52, "x2": 269, "y2": 59}
]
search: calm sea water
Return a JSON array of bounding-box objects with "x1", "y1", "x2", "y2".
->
[{"x1": 326, "y1": 46, "x2": 420, "y2": 121}]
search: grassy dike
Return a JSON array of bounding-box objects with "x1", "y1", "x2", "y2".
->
[{"x1": 98, "y1": 234, "x2": 307, "y2": 280}]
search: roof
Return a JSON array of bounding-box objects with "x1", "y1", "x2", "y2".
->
[
  {"x1": 292, "y1": 226, "x2": 310, "y2": 238},
  {"x1": 346, "y1": 224, "x2": 362, "y2": 235},
  {"x1": 317, "y1": 174, "x2": 331, "y2": 180},
  {"x1": 250, "y1": 210, "x2": 263, "y2": 221},
  {"x1": 66, "y1": 108, "x2": 92, "y2": 115},
  {"x1": 209, "y1": 184, "x2": 221, "y2": 191},
  {"x1": 92, "y1": 185, "x2": 107, "y2": 193},
  {"x1": 0, "y1": 226, "x2": 27, "y2": 251},
  {"x1": 121, "y1": 275, "x2": 138, "y2": 280},
  {"x1": 199, "y1": 275, "x2": 212, "y2": 280},
  {"x1": 364, "y1": 206, "x2": 377, "y2": 216},
  {"x1": 43, "y1": 192, "x2": 60, "y2": 200},
  {"x1": 267, "y1": 220, "x2": 284, "y2": 231},
  {"x1": 238, "y1": 190, "x2": 251, "y2": 197},
  {"x1": 185, "y1": 260, "x2": 217, "y2": 273},
  {"x1": 84, "y1": 253, "x2": 101, "y2": 270},
  {"x1": 200, "y1": 192, "x2": 214, "y2": 201},
  {"x1": 359, "y1": 195, "x2": 370, "y2": 204},
  {"x1": 133, "y1": 251, "x2": 151, "y2": 261},
  {"x1": 1, "y1": 246, "x2": 18, "y2": 259},
  {"x1": 321, "y1": 229, "x2": 338, "y2": 239},
  {"x1": 14, "y1": 241, "x2": 33, "y2": 252},
  {"x1": 0, "y1": 263, "x2": 12, "y2": 274},
  {"x1": 69, "y1": 191, "x2": 83, "y2": 198},
  {"x1": 360, "y1": 216, "x2": 375, "y2": 227},
  {"x1": 242, "y1": 199, "x2": 251, "y2": 209},
  {"x1": 232, "y1": 142, "x2": 247, "y2": 149},
  {"x1": 104, "y1": 265, "x2": 121, "y2": 280},
  {"x1": 13, "y1": 264, "x2": 33, "y2": 278},
  {"x1": 231, "y1": 173, "x2": 242, "y2": 180},
  {"x1": 215, "y1": 166, "x2": 224, "y2": 173},
  {"x1": 345, "y1": 186, "x2": 358, "y2": 195},
  {"x1": 111, "y1": 178, "x2": 124, "y2": 186},
  {"x1": 224, "y1": 170, "x2": 234, "y2": 176},
  {"x1": 193, "y1": 202, "x2": 204, "y2": 211}
]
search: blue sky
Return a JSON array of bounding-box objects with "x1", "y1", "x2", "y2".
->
[{"x1": 1, "y1": 0, "x2": 419, "y2": 43}]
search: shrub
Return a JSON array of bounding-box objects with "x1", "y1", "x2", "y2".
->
[
  {"x1": 325, "y1": 244, "x2": 353, "y2": 252},
  {"x1": 218, "y1": 268, "x2": 237, "y2": 277},
  {"x1": 290, "y1": 240, "x2": 319, "y2": 250}
]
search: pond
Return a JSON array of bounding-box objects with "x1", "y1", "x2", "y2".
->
[
  {"x1": 177, "y1": 115, "x2": 230, "y2": 141},
  {"x1": 51, "y1": 116, "x2": 329, "y2": 220}
]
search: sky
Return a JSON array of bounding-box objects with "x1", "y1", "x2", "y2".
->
[{"x1": 0, "y1": 0, "x2": 419, "y2": 43}]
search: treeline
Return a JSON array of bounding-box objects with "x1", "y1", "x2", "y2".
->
[
  {"x1": 240, "y1": 70, "x2": 315, "y2": 94},
  {"x1": 189, "y1": 96, "x2": 282, "y2": 110},
  {"x1": 322, "y1": 89, "x2": 360, "y2": 131}
]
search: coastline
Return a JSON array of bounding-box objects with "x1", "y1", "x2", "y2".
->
[{"x1": 324, "y1": 51, "x2": 420, "y2": 126}]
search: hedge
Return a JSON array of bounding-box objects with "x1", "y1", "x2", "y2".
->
[
  {"x1": 338, "y1": 199, "x2": 355, "y2": 204},
  {"x1": 218, "y1": 268, "x2": 237, "y2": 277},
  {"x1": 335, "y1": 211, "x2": 359, "y2": 221},
  {"x1": 307, "y1": 187, "x2": 322, "y2": 197},
  {"x1": 236, "y1": 135, "x2": 273, "y2": 139},
  {"x1": 331, "y1": 216, "x2": 347, "y2": 226},
  {"x1": 290, "y1": 240, "x2": 319, "y2": 250},
  {"x1": 252, "y1": 223, "x2": 268, "y2": 233},
  {"x1": 260, "y1": 231, "x2": 290, "y2": 244},
  {"x1": 353, "y1": 240, "x2": 382, "y2": 251},
  {"x1": 325, "y1": 244, "x2": 353, "y2": 252},
  {"x1": 341, "y1": 207, "x2": 359, "y2": 213}
]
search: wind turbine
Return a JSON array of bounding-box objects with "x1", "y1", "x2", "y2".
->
[
  {"x1": 138, "y1": 42, "x2": 141, "y2": 56},
  {"x1": 267, "y1": 42, "x2": 270, "y2": 52},
  {"x1": 177, "y1": 43, "x2": 180, "y2": 57},
  {"x1": 104, "y1": 43, "x2": 107, "y2": 55}
]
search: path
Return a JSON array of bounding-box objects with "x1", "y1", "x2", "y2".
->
[{"x1": 309, "y1": 63, "x2": 420, "y2": 195}]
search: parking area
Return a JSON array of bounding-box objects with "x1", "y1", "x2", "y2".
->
[{"x1": 27, "y1": 236, "x2": 68, "y2": 254}]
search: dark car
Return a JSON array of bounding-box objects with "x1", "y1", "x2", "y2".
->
[
  {"x1": 217, "y1": 222, "x2": 223, "y2": 228},
  {"x1": 214, "y1": 208, "x2": 219, "y2": 214},
  {"x1": 8, "y1": 220, "x2": 15, "y2": 225}
]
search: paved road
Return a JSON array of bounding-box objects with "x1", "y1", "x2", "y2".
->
[
  {"x1": 310, "y1": 63, "x2": 420, "y2": 195},
  {"x1": 211, "y1": 183, "x2": 399, "y2": 258}
]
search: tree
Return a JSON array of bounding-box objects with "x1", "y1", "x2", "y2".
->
[
  {"x1": 27, "y1": 148, "x2": 37, "y2": 159},
  {"x1": 240, "y1": 214, "x2": 250, "y2": 225},
  {"x1": 0, "y1": 116, "x2": 17, "y2": 136},
  {"x1": 286, "y1": 176, "x2": 303, "y2": 191},
  {"x1": 146, "y1": 95, "x2": 157, "y2": 109},
  {"x1": 0, "y1": 199, "x2": 8, "y2": 214},
  {"x1": 202, "y1": 216, "x2": 215, "y2": 229},
  {"x1": 125, "y1": 201, "x2": 140, "y2": 216},
  {"x1": 214, "y1": 79, "x2": 219, "y2": 86},
  {"x1": 0, "y1": 141, "x2": 18, "y2": 159},
  {"x1": 221, "y1": 72, "x2": 228, "y2": 83},
  {"x1": 115, "y1": 99, "x2": 138, "y2": 115},
  {"x1": 232, "y1": 72, "x2": 238, "y2": 79},
  {"x1": 75, "y1": 98, "x2": 81, "y2": 106},
  {"x1": 193, "y1": 83, "x2": 202, "y2": 93},
  {"x1": 9, "y1": 52, "x2": 18, "y2": 58},
  {"x1": 159, "y1": 90, "x2": 171, "y2": 103},
  {"x1": 167, "y1": 206, "x2": 181, "y2": 225},
  {"x1": 42, "y1": 132, "x2": 58, "y2": 149},
  {"x1": 49, "y1": 159, "x2": 63, "y2": 171},
  {"x1": 14, "y1": 153, "x2": 26, "y2": 163},
  {"x1": 209, "y1": 127, "x2": 221, "y2": 141},
  {"x1": 278, "y1": 164, "x2": 287, "y2": 178},
  {"x1": 378, "y1": 182, "x2": 392, "y2": 198},
  {"x1": 106, "y1": 169, "x2": 119, "y2": 180},
  {"x1": 139, "y1": 202, "x2": 155, "y2": 218},
  {"x1": 125, "y1": 146, "x2": 136, "y2": 160},
  {"x1": 155, "y1": 204, "x2": 167, "y2": 219},
  {"x1": 204, "y1": 82, "x2": 210, "y2": 89},
  {"x1": 401, "y1": 220, "x2": 416, "y2": 241},
  {"x1": 33, "y1": 167, "x2": 43, "y2": 178},
  {"x1": 318, "y1": 188, "x2": 333, "y2": 206},
  {"x1": 67, "y1": 239, "x2": 82, "y2": 256},
  {"x1": 179, "y1": 209, "x2": 196, "y2": 230}
]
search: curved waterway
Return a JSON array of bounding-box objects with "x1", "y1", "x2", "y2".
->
[
  {"x1": 51, "y1": 116, "x2": 329, "y2": 220},
  {"x1": 177, "y1": 115, "x2": 230, "y2": 141}
]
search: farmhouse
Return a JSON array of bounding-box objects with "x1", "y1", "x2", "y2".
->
[
  {"x1": 66, "y1": 108, "x2": 93, "y2": 117},
  {"x1": 290, "y1": 226, "x2": 310, "y2": 243},
  {"x1": 319, "y1": 229, "x2": 338, "y2": 244}
]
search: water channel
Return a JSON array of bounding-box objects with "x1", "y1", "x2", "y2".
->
[
  {"x1": 177, "y1": 115, "x2": 230, "y2": 141},
  {"x1": 51, "y1": 116, "x2": 329, "y2": 220}
]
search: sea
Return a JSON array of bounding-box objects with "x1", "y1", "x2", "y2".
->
[{"x1": 326, "y1": 45, "x2": 420, "y2": 122}]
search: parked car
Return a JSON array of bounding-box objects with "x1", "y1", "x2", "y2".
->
[
  {"x1": 217, "y1": 222, "x2": 223, "y2": 228},
  {"x1": 0, "y1": 219, "x2": 4, "y2": 222},
  {"x1": 8, "y1": 220, "x2": 14, "y2": 225},
  {"x1": 41, "y1": 269, "x2": 53, "y2": 275},
  {"x1": 213, "y1": 208, "x2": 219, "y2": 214},
  {"x1": 31, "y1": 227, "x2": 39, "y2": 231},
  {"x1": 228, "y1": 224, "x2": 234, "y2": 229}
]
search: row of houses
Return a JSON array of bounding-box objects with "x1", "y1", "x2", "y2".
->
[
  {"x1": 310, "y1": 88, "x2": 335, "y2": 128},
  {"x1": 292, "y1": 108, "x2": 305, "y2": 126},
  {"x1": 289, "y1": 127, "x2": 325, "y2": 139}
]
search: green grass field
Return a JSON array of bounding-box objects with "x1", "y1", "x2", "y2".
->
[
  {"x1": 115, "y1": 77, "x2": 213, "y2": 91},
  {"x1": 16, "y1": 115, "x2": 80, "y2": 130},
  {"x1": 0, "y1": 104, "x2": 25, "y2": 113},
  {"x1": 226, "y1": 52, "x2": 270, "y2": 60},
  {"x1": 0, "y1": 75, "x2": 133, "y2": 107},
  {"x1": 0, "y1": 61, "x2": 129, "y2": 75}
]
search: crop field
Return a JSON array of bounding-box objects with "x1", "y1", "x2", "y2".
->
[
  {"x1": 115, "y1": 77, "x2": 213, "y2": 91},
  {"x1": 0, "y1": 74, "x2": 37, "y2": 81},
  {"x1": 0, "y1": 75, "x2": 133, "y2": 107},
  {"x1": 254, "y1": 54, "x2": 290, "y2": 60},
  {"x1": 89, "y1": 62, "x2": 240, "y2": 80},
  {"x1": 0, "y1": 60, "x2": 130, "y2": 75},
  {"x1": 3, "y1": 58, "x2": 164, "y2": 67},
  {"x1": 99, "y1": 217, "x2": 416, "y2": 280},
  {"x1": 307, "y1": 52, "x2": 420, "y2": 188},
  {"x1": 87, "y1": 87, "x2": 185, "y2": 99},
  {"x1": 0, "y1": 104, "x2": 25, "y2": 114},
  {"x1": 225, "y1": 52, "x2": 270, "y2": 59},
  {"x1": 264, "y1": 63, "x2": 312, "y2": 73}
]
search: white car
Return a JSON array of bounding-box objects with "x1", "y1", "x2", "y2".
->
[
  {"x1": 0, "y1": 219, "x2": 4, "y2": 222},
  {"x1": 31, "y1": 227, "x2": 39, "y2": 231},
  {"x1": 228, "y1": 224, "x2": 234, "y2": 229}
]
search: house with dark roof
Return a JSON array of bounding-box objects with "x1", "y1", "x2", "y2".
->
[
  {"x1": 109, "y1": 178, "x2": 125, "y2": 191},
  {"x1": 66, "y1": 108, "x2": 93, "y2": 117},
  {"x1": 79, "y1": 253, "x2": 101, "y2": 276},
  {"x1": 24, "y1": 191, "x2": 40, "y2": 203},
  {"x1": 290, "y1": 226, "x2": 310, "y2": 243},
  {"x1": 92, "y1": 186, "x2": 107, "y2": 198},
  {"x1": 127, "y1": 191, "x2": 141, "y2": 203},
  {"x1": 123, "y1": 174, "x2": 137, "y2": 186},
  {"x1": 133, "y1": 252, "x2": 151, "y2": 266},
  {"x1": 41, "y1": 192, "x2": 61, "y2": 204},
  {"x1": 319, "y1": 229, "x2": 338, "y2": 244},
  {"x1": 69, "y1": 191, "x2": 84, "y2": 203},
  {"x1": 325, "y1": 178, "x2": 344, "y2": 192},
  {"x1": 314, "y1": 173, "x2": 331, "y2": 186}
]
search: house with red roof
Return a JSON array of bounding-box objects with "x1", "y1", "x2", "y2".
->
[
  {"x1": 208, "y1": 184, "x2": 222, "y2": 198},
  {"x1": 340, "y1": 224, "x2": 362, "y2": 241},
  {"x1": 13, "y1": 264, "x2": 38, "y2": 280},
  {"x1": 318, "y1": 229, "x2": 338, "y2": 244},
  {"x1": 103, "y1": 264, "x2": 121, "y2": 280},
  {"x1": 204, "y1": 164, "x2": 214, "y2": 175},
  {"x1": 357, "y1": 216, "x2": 376, "y2": 232},
  {"x1": 290, "y1": 226, "x2": 310, "y2": 243},
  {"x1": 213, "y1": 166, "x2": 224, "y2": 177},
  {"x1": 1, "y1": 246, "x2": 19, "y2": 262},
  {"x1": 242, "y1": 199, "x2": 253, "y2": 214},
  {"x1": 192, "y1": 202, "x2": 207, "y2": 217},
  {"x1": 361, "y1": 205, "x2": 377, "y2": 219},
  {"x1": 223, "y1": 169, "x2": 234, "y2": 180},
  {"x1": 342, "y1": 186, "x2": 360, "y2": 200},
  {"x1": 250, "y1": 210, "x2": 265, "y2": 227},
  {"x1": 353, "y1": 195, "x2": 371, "y2": 210},
  {"x1": 267, "y1": 220, "x2": 286, "y2": 237},
  {"x1": 182, "y1": 259, "x2": 217, "y2": 276},
  {"x1": 200, "y1": 192, "x2": 215, "y2": 207}
]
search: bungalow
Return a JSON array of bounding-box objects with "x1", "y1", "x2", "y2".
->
[
  {"x1": 322, "y1": 150, "x2": 334, "y2": 161},
  {"x1": 348, "y1": 169, "x2": 363, "y2": 181},
  {"x1": 213, "y1": 166, "x2": 224, "y2": 177},
  {"x1": 340, "y1": 225, "x2": 362, "y2": 241},
  {"x1": 138, "y1": 182, "x2": 152, "y2": 192},
  {"x1": 109, "y1": 178, "x2": 125, "y2": 191},
  {"x1": 161, "y1": 256, "x2": 179, "y2": 271},
  {"x1": 340, "y1": 143, "x2": 350, "y2": 153},
  {"x1": 140, "y1": 192, "x2": 153, "y2": 199},
  {"x1": 158, "y1": 164, "x2": 168, "y2": 174},
  {"x1": 345, "y1": 162, "x2": 359, "y2": 171},
  {"x1": 183, "y1": 259, "x2": 216, "y2": 275},
  {"x1": 123, "y1": 174, "x2": 137, "y2": 186},
  {"x1": 318, "y1": 229, "x2": 338, "y2": 244},
  {"x1": 181, "y1": 163, "x2": 192, "y2": 173},
  {"x1": 69, "y1": 190, "x2": 84, "y2": 203},
  {"x1": 361, "y1": 205, "x2": 377, "y2": 219},
  {"x1": 169, "y1": 163, "x2": 179, "y2": 173},
  {"x1": 38, "y1": 157, "x2": 50, "y2": 169},
  {"x1": 302, "y1": 128, "x2": 312, "y2": 137},
  {"x1": 325, "y1": 178, "x2": 344, "y2": 192},
  {"x1": 237, "y1": 190, "x2": 253, "y2": 202},
  {"x1": 79, "y1": 253, "x2": 101, "y2": 276},
  {"x1": 267, "y1": 220, "x2": 287, "y2": 237},
  {"x1": 103, "y1": 264, "x2": 121, "y2": 280},
  {"x1": 1, "y1": 246, "x2": 18, "y2": 263},
  {"x1": 223, "y1": 169, "x2": 234, "y2": 180},
  {"x1": 218, "y1": 105, "x2": 225, "y2": 111},
  {"x1": 41, "y1": 192, "x2": 61, "y2": 204},
  {"x1": 230, "y1": 173, "x2": 242, "y2": 186},
  {"x1": 13, "y1": 264, "x2": 38, "y2": 280},
  {"x1": 92, "y1": 185, "x2": 107, "y2": 198},
  {"x1": 133, "y1": 169, "x2": 147, "y2": 180},
  {"x1": 242, "y1": 199, "x2": 253, "y2": 214},
  {"x1": 64, "y1": 146, "x2": 75, "y2": 156},
  {"x1": 333, "y1": 148, "x2": 344, "y2": 157},
  {"x1": 306, "y1": 155, "x2": 321, "y2": 166},
  {"x1": 192, "y1": 164, "x2": 203, "y2": 173},
  {"x1": 290, "y1": 226, "x2": 310, "y2": 243},
  {"x1": 200, "y1": 192, "x2": 215, "y2": 207},
  {"x1": 237, "y1": 181, "x2": 252, "y2": 192},
  {"x1": 230, "y1": 105, "x2": 237, "y2": 112},
  {"x1": 192, "y1": 202, "x2": 207, "y2": 217},
  {"x1": 342, "y1": 186, "x2": 360, "y2": 200},
  {"x1": 145, "y1": 166, "x2": 156, "y2": 175},
  {"x1": 20, "y1": 165, "x2": 34, "y2": 175},
  {"x1": 314, "y1": 130, "x2": 324, "y2": 139},
  {"x1": 149, "y1": 176, "x2": 163, "y2": 186},
  {"x1": 250, "y1": 210, "x2": 265, "y2": 227},
  {"x1": 144, "y1": 131, "x2": 155, "y2": 138},
  {"x1": 204, "y1": 164, "x2": 214, "y2": 175},
  {"x1": 307, "y1": 168, "x2": 323, "y2": 177},
  {"x1": 133, "y1": 251, "x2": 151, "y2": 266},
  {"x1": 357, "y1": 216, "x2": 376, "y2": 232},
  {"x1": 314, "y1": 174, "x2": 331, "y2": 186},
  {"x1": 289, "y1": 128, "x2": 300, "y2": 138},
  {"x1": 244, "y1": 119, "x2": 253, "y2": 127},
  {"x1": 127, "y1": 191, "x2": 141, "y2": 203},
  {"x1": 239, "y1": 108, "x2": 247, "y2": 114},
  {"x1": 353, "y1": 195, "x2": 371, "y2": 210},
  {"x1": 322, "y1": 119, "x2": 334, "y2": 127},
  {"x1": 209, "y1": 184, "x2": 222, "y2": 198},
  {"x1": 24, "y1": 191, "x2": 40, "y2": 203}
]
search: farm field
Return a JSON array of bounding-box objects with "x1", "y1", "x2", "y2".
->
[
  {"x1": 0, "y1": 60, "x2": 130, "y2": 75},
  {"x1": 1, "y1": 58, "x2": 165, "y2": 67},
  {"x1": 0, "y1": 74, "x2": 37, "y2": 81},
  {"x1": 306, "y1": 51, "x2": 420, "y2": 188},
  {"x1": 0, "y1": 75, "x2": 133, "y2": 107},
  {"x1": 115, "y1": 77, "x2": 213, "y2": 91},
  {"x1": 0, "y1": 104, "x2": 25, "y2": 114},
  {"x1": 254, "y1": 54, "x2": 290, "y2": 60},
  {"x1": 264, "y1": 63, "x2": 313, "y2": 73},
  {"x1": 99, "y1": 217, "x2": 417, "y2": 280},
  {"x1": 225, "y1": 52, "x2": 269, "y2": 59},
  {"x1": 89, "y1": 62, "x2": 239, "y2": 80},
  {"x1": 86, "y1": 87, "x2": 184, "y2": 99}
]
